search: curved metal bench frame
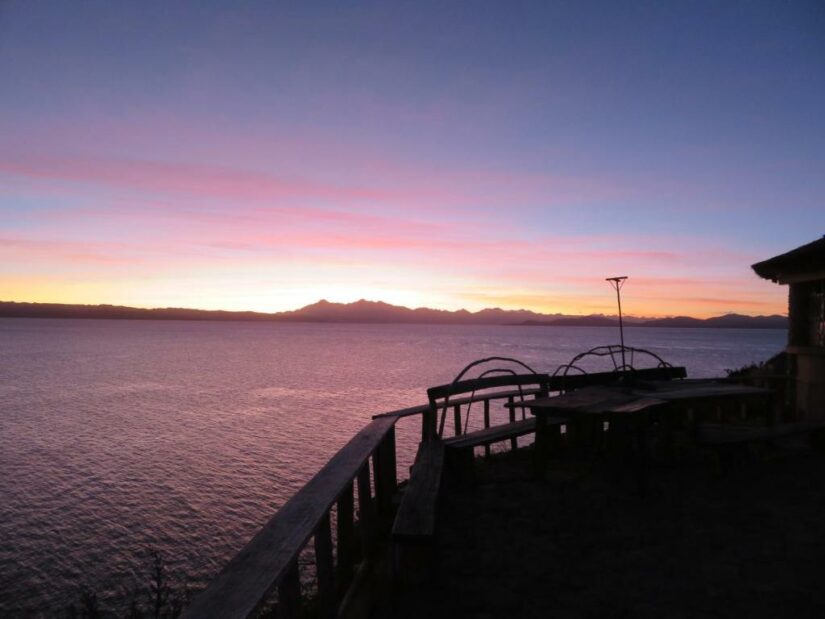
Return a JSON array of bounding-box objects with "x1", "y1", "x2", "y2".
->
[
  {"x1": 554, "y1": 344, "x2": 671, "y2": 376},
  {"x1": 437, "y1": 356, "x2": 542, "y2": 437},
  {"x1": 553, "y1": 345, "x2": 673, "y2": 392}
]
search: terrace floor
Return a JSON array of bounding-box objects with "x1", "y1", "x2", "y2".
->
[{"x1": 383, "y1": 438, "x2": 825, "y2": 618}]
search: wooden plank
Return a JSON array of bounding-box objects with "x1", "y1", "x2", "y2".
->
[
  {"x1": 392, "y1": 440, "x2": 445, "y2": 542},
  {"x1": 370, "y1": 389, "x2": 544, "y2": 420},
  {"x1": 635, "y1": 382, "x2": 771, "y2": 401},
  {"x1": 314, "y1": 513, "x2": 335, "y2": 619},
  {"x1": 373, "y1": 427, "x2": 397, "y2": 515},
  {"x1": 422, "y1": 405, "x2": 436, "y2": 442},
  {"x1": 433, "y1": 387, "x2": 542, "y2": 408},
  {"x1": 277, "y1": 560, "x2": 301, "y2": 619},
  {"x1": 372, "y1": 403, "x2": 430, "y2": 419},
  {"x1": 381, "y1": 427, "x2": 397, "y2": 509},
  {"x1": 546, "y1": 366, "x2": 687, "y2": 392},
  {"x1": 608, "y1": 396, "x2": 666, "y2": 414},
  {"x1": 508, "y1": 395, "x2": 517, "y2": 450},
  {"x1": 357, "y1": 464, "x2": 375, "y2": 555},
  {"x1": 181, "y1": 416, "x2": 397, "y2": 619},
  {"x1": 427, "y1": 373, "x2": 552, "y2": 401},
  {"x1": 443, "y1": 417, "x2": 566, "y2": 450},
  {"x1": 511, "y1": 386, "x2": 642, "y2": 416},
  {"x1": 335, "y1": 483, "x2": 355, "y2": 598},
  {"x1": 514, "y1": 380, "x2": 760, "y2": 418},
  {"x1": 483, "y1": 399, "x2": 491, "y2": 457}
]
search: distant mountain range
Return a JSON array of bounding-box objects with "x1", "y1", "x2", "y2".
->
[
  {"x1": 521, "y1": 314, "x2": 788, "y2": 329},
  {"x1": 0, "y1": 299, "x2": 788, "y2": 329}
]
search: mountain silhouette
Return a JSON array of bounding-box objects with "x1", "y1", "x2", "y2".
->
[{"x1": 0, "y1": 299, "x2": 788, "y2": 329}]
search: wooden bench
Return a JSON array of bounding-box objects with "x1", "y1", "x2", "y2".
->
[
  {"x1": 443, "y1": 416, "x2": 568, "y2": 481},
  {"x1": 391, "y1": 440, "x2": 445, "y2": 586},
  {"x1": 445, "y1": 417, "x2": 539, "y2": 449}
]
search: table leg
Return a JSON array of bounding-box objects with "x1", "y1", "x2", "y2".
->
[
  {"x1": 606, "y1": 413, "x2": 627, "y2": 463},
  {"x1": 634, "y1": 411, "x2": 649, "y2": 498},
  {"x1": 534, "y1": 413, "x2": 549, "y2": 480}
]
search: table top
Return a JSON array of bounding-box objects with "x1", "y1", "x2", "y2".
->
[
  {"x1": 506, "y1": 380, "x2": 772, "y2": 417},
  {"x1": 628, "y1": 379, "x2": 771, "y2": 401}
]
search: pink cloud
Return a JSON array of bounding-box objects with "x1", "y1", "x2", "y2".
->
[
  {"x1": 0, "y1": 154, "x2": 435, "y2": 207},
  {"x1": 0, "y1": 237, "x2": 143, "y2": 265}
]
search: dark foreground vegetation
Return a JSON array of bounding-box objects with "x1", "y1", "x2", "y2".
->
[{"x1": 66, "y1": 550, "x2": 189, "y2": 619}]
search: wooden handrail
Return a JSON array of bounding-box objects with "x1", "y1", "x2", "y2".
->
[
  {"x1": 371, "y1": 389, "x2": 543, "y2": 419},
  {"x1": 427, "y1": 373, "x2": 551, "y2": 400},
  {"x1": 372, "y1": 403, "x2": 431, "y2": 419},
  {"x1": 182, "y1": 416, "x2": 398, "y2": 619}
]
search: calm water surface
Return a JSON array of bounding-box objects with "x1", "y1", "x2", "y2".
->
[{"x1": 0, "y1": 319, "x2": 786, "y2": 615}]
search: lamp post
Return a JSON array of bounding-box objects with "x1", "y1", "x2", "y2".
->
[{"x1": 606, "y1": 276, "x2": 628, "y2": 371}]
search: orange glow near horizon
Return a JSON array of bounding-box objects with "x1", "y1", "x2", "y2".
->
[{"x1": 0, "y1": 270, "x2": 787, "y2": 319}]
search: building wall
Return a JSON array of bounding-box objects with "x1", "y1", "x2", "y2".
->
[
  {"x1": 788, "y1": 280, "x2": 825, "y2": 419},
  {"x1": 792, "y1": 349, "x2": 825, "y2": 420}
]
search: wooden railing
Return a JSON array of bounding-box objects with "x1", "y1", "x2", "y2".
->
[
  {"x1": 181, "y1": 415, "x2": 400, "y2": 619},
  {"x1": 182, "y1": 390, "x2": 542, "y2": 618},
  {"x1": 374, "y1": 390, "x2": 542, "y2": 447}
]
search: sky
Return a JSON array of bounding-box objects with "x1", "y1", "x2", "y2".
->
[{"x1": 1, "y1": 1, "x2": 823, "y2": 318}]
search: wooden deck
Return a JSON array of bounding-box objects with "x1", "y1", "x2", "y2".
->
[
  {"x1": 382, "y1": 439, "x2": 825, "y2": 618},
  {"x1": 184, "y1": 370, "x2": 795, "y2": 619}
]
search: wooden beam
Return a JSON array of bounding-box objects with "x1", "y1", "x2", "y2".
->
[
  {"x1": 392, "y1": 440, "x2": 445, "y2": 542},
  {"x1": 335, "y1": 483, "x2": 355, "y2": 598},
  {"x1": 314, "y1": 514, "x2": 335, "y2": 618}
]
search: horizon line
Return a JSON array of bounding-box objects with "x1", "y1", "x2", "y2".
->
[{"x1": 0, "y1": 297, "x2": 789, "y2": 321}]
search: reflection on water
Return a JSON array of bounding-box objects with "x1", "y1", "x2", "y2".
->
[{"x1": 0, "y1": 318, "x2": 785, "y2": 614}]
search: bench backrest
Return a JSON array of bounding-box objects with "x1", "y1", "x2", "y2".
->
[
  {"x1": 552, "y1": 345, "x2": 685, "y2": 393},
  {"x1": 426, "y1": 372, "x2": 551, "y2": 439},
  {"x1": 548, "y1": 365, "x2": 687, "y2": 392}
]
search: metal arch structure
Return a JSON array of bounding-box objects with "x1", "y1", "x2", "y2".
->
[
  {"x1": 552, "y1": 345, "x2": 673, "y2": 390},
  {"x1": 437, "y1": 356, "x2": 540, "y2": 437},
  {"x1": 450, "y1": 356, "x2": 539, "y2": 384}
]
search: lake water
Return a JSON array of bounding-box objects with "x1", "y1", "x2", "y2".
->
[{"x1": 0, "y1": 318, "x2": 786, "y2": 615}]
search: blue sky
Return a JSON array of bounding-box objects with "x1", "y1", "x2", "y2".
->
[{"x1": 1, "y1": 1, "x2": 822, "y2": 315}]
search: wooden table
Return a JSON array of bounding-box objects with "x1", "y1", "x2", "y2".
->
[{"x1": 509, "y1": 379, "x2": 773, "y2": 494}]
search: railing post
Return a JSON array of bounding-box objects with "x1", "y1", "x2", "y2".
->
[
  {"x1": 483, "y1": 399, "x2": 491, "y2": 457},
  {"x1": 357, "y1": 464, "x2": 375, "y2": 555},
  {"x1": 508, "y1": 395, "x2": 517, "y2": 450},
  {"x1": 314, "y1": 513, "x2": 335, "y2": 618},
  {"x1": 336, "y1": 482, "x2": 355, "y2": 599},
  {"x1": 453, "y1": 404, "x2": 461, "y2": 436},
  {"x1": 374, "y1": 427, "x2": 397, "y2": 516},
  {"x1": 278, "y1": 559, "x2": 301, "y2": 619},
  {"x1": 422, "y1": 405, "x2": 436, "y2": 441}
]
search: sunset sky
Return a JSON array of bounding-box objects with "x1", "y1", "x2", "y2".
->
[{"x1": 1, "y1": 1, "x2": 823, "y2": 318}]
